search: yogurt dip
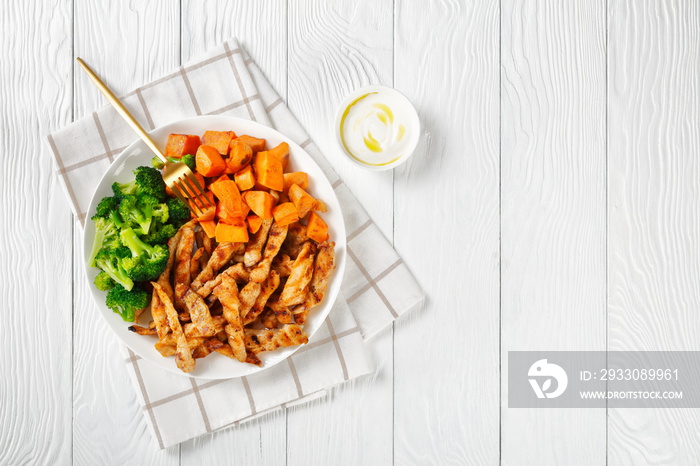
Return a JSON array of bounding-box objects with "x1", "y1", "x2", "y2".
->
[{"x1": 335, "y1": 86, "x2": 419, "y2": 170}]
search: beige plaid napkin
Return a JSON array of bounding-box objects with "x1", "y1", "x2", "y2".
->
[{"x1": 48, "y1": 38, "x2": 423, "y2": 449}]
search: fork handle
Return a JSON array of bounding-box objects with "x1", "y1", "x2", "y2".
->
[{"x1": 76, "y1": 58, "x2": 167, "y2": 163}]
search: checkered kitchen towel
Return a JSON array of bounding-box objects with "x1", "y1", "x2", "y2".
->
[{"x1": 48, "y1": 38, "x2": 423, "y2": 449}]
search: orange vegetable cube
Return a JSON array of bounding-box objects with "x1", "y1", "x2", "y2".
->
[
  {"x1": 236, "y1": 135, "x2": 266, "y2": 152},
  {"x1": 190, "y1": 191, "x2": 216, "y2": 221},
  {"x1": 202, "y1": 130, "x2": 236, "y2": 155},
  {"x1": 167, "y1": 172, "x2": 205, "y2": 198},
  {"x1": 199, "y1": 220, "x2": 217, "y2": 238},
  {"x1": 234, "y1": 165, "x2": 255, "y2": 191},
  {"x1": 164, "y1": 134, "x2": 200, "y2": 159},
  {"x1": 307, "y1": 212, "x2": 329, "y2": 243},
  {"x1": 253, "y1": 150, "x2": 284, "y2": 191},
  {"x1": 283, "y1": 172, "x2": 309, "y2": 193},
  {"x1": 196, "y1": 145, "x2": 226, "y2": 177},
  {"x1": 288, "y1": 183, "x2": 319, "y2": 218},
  {"x1": 215, "y1": 219, "x2": 249, "y2": 243},
  {"x1": 226, "y1": 140, "x2": 253, "y2": 174},
  {"x1": 210, "y1": 179, "x2": 245, "y2": 218},
  {"x1": 272, "y1": 202, "x2": 299, "y2": 227},
  {"x1": 267, "y1": 142, "x2": 290, "y2": 169},
  {"x1": 242, "y1": 191, "x2": 276, "y2": 219},
  {"x1": 246, "y1": 215, "x2": 263, "y2": 234}
]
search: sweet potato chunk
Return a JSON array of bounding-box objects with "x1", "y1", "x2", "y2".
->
[
  {"x1": 234, "y1": 165, "x2": 255, "y2": 191},
  {"x1": 288, "y1": 183, "x2": 318, "y2": 218},
  {"x1": 267, "y1": 142, "x2": 290, "y2": 169},
  {"x1": 196, "y1": 144, "x2": 226, "y2": 177},
  {"x1": 227, "y1": 140, "x2": 253, "y2": 174},
  {"x1": 307, "y1": 212, "x2": 329, "y2": 243},
  {"x1": 253, "y1": 150, "x2": 284, "y2": 191},
  {"x1": 247, "y1": 215, "x2": 263, "y2": 234},
  {"x1": 242, "y1": 191, "x2": 276, "y2": 219},
  {"x1": 202, "y1": 130, "x2": 235, "y2": 155},
  {"x1": 272, "y1": 202, "x2": 299, "y2": 227},
  {"x1": 283, "y1": 172, "x2": 309, "y2": 193},
  {"x1": 236, "y1": 135, "x2": 266, "y2": 152},
  {"x1": 210, "y1": 179, "x2": 245, "y2": 219},
  {"x1": 215, "y1": 219, "x2": 249, "y2": 243},
  {"x1": 165, "y1": 134, "x2": 200, "y2": 159},
  {"x1": 199, "y1": 219, "x2": 216, "y2": 238}
]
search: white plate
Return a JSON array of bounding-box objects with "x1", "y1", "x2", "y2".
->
[{"x1": 83, "y1": 116, "x2": 346, "y2": 379}]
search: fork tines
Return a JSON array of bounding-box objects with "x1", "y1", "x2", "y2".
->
[{"x1": 171, "y1": 173, "x2": 214, "y2": 215}]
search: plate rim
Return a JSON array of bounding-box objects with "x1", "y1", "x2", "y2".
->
[{"x1": 82, "y1": 115, "x2": 346, "y2": 379}]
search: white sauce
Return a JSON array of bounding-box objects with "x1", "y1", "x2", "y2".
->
[{"x1": 339, "y1": 91, "x2": 414, "y2": 166}]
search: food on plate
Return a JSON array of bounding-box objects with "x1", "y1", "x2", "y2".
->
[
  {"x1": 89, "y1": 166, "x2": 191, "y2": 320},
  {"x1": 89, "y1": 128, "x2": 338, "y2": 372}
]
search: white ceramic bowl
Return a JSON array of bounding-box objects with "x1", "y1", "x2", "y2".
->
[
  {"x1": 83, "y1": 115, "x2": 346, "y2": 379},
  {"x1": 333, "y1": 85, "x2": 420, "y2": 171}
]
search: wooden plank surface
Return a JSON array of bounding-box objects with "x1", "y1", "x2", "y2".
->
[
  {"x1": 72, "y1": 2, "x2": 181, "y2": 464},
  {"x1": 500, "y1": 0, "x2": 607, "y2": 464},
  {"x1": 0, "y1": 1, "x2": 73, "y2": 465},
  {"x1": 285, "y1": 1, "x2": 395, "y2": 464},
  {"x1": 393, "y1": 1, "x2": 501, "y2": 464},
  {"x1": 607, "y1": 1, "x2": 700, "y2": 464}
]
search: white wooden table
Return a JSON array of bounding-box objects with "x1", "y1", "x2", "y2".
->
[{"x1": 3, "y1": 1, "x2": 699, "y2": 464}]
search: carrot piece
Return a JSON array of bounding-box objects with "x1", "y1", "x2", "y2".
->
[
  {"x1": 288, "y1": 183, "x2": 319, "y2": 218},
  {"x1": 202, "y1": 130, "x2": 236, "y2": 155},
  {"x1": 307, "y1": 212, "x2": 329, "y2": 243},
  {"x1": 196, "y1": 145, "x2": 227, "y2": 177},
  {"x1": 266, "y1": 142, "x2": 290, "y2": 169},
  {"x1": 199, "y1": 220, "x2": 217, "y2": 238},
  {"x1": 210, "y1": 179, "x2": 245, "y2": 218},
  {"x1": 234, "y1": 165, "x2": 255, "y2": 191},
  {"x1": 253, "y1": 150, "x2": 284, "y2": 191},
  {"x1": 215, "y1": 219, "x2": 249, "y2": 243},
  {"x1": 189, "y1": 191, "x2": 216, "y2": 221},
  {"x1": 236, "y1": 135, "x2": 266, "y2": 152},
  {"x1": 226, "y1": 140, "x2": 253, "y2": 174},
  {"x1": 242, "y1": 191, "x2": 276, "y2": 219},
  {"x1": 246, "y1": 215, "x2": 263, "y2": 234},
  {"x1": 272, "y1": 202, "x2": 299, "y2": 227},
  {"x1": 283, "y1": 172, "x2": 309, "y2": 193},
  {"x1": 165, "y1": 134, "x2": 200, "y2": 159}
]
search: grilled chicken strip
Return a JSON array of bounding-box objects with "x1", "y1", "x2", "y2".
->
[
  {"x1": 244, "y1": 271, "x2": 281, "y2": 325},
  {"x1": 244, "y1": 218, "x2": 273, "y2": 267},
  {"x1": 250, "y1": 222, "x2": 288, "y2": 283},
  {"x1": 196, "y1": 262, "x2": 250, "y2": 299},
  {"x1": 244, "y1": 324, "x2": 308, "y2": 354},
  {"x1": 183, "y1": 288, "x2": 217, "y2": 337},
  {"x1": 292, "y1": 241, "x2": 336, "y2": 325},
  {"x1": 212, "y1": 275, "x2": 247, "y2": 362},
  {"x1": 191, "y1": 242, "x2": 238, "y2": 291},
  {"x1": 152, "y1": 282, "x2": 195, "y2": 373},
  {"x1": 174, "y1": 222, "x2": 196, "y2": 311},
  {"x1": 279, "y1": 242, "x2": 316, "y2": 307}
]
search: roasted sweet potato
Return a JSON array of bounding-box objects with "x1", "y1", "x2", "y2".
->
[
  {"x1": 215, "y1": 219, "x2": 249, "y2": 243},
  {"x1": 234, "y1": 165, "x2": 255, "y2": 191},
  {"x1": 247, "y1": 215, "x2": 263, "y2": 234},
  {"x1": 307, "y1": 212, "x2": 329, "y2": 243},
  {"x1": 288, "y1": 183, "x2": 319, "y2": 218},
  {"x1": 253, "y1": 149, "x2": 284, "y2": 191},
  {"x1": 272, "y1": 202, "x2": 299, "y2": 227},
  {"x1": 202, "y1": 130, "x2": 236, "y2": 155},
  {"x1": 235, "y1": 135, "x2": 266, "y2": 152},
  {"x1": 242, "y1": 191, "x2": 276, "y2": 219},
  {"x1": 210, "y1": 179, "x2": 245, "y2": 219},
  {"x1": 199, "y1": 219, "x2": 217, "y2": 238},
  {"x1": 283, "y1": 172, "x2": 309, "y2": 193},
  {"x1": 196, "y1": 144, "x2": 226, "y2": 177},
  {"x1": 267, "y1": 142, "x2": 290, "y2": 169},
  {"x1": 165, "y1": 134, "x2": 200, "y2": 159},
  {"x1": 190, "y1": 191, "x2": 216, "y2": 221},
  {"x1": 227, "y1": 140, "x2": 253, "y2": 174}
]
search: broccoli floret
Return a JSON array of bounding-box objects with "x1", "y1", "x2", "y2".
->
[
  {"x1": 118, "y1": 193, "x2": 163, "y2": 235},
  {"x1": 120, "y1": 228, "x2": 169, "y2": 282},
  {"x1": 151, "y1": 156, "x2": 165, "y2": 170},
  {"x1": 106, "y1": 284, "x2": 149, "y2": 322},
  {"x1": 142, "y1": 223, "x2": 177, "y2": 244},
  {"x1": 88, "y1": 217, "x2": 120, "y2": 267},
  {"x1": 171, "y1": 154, "x2": 196, "y2": 171},
  {"x1": 166, "y1": 197, "x2": 190, "y2": 226},
  {"x1": 112, "y1": 180, "x2": 137, "y2": 200},
  {"x1": 94, "y1": 246, "x2": 134, "y2": 291},
  {"x1": 92, "y1": 196, "x2": 120, "y2": 219},
  {"x1": 134, "y1": 166, "x2": 167, "y2": 202},
  {"x1": 94, "y1": 271, "x2": 116, "y2": 291}
]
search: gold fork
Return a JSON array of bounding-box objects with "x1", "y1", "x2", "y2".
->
[{"x1": 76, "y1": 57, "x2": 213, "y2": 216}]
